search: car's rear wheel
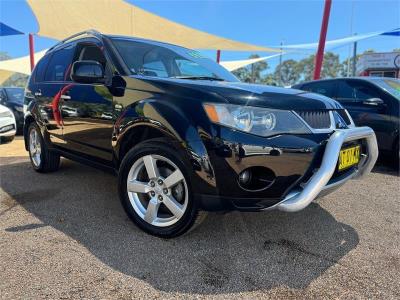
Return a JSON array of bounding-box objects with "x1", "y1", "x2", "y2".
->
[
  {"x1": 118, "y1": 140, "x2": 203, "y2": 238},
  {"x1": 28, "y1": 123, "x2": 60, "y2": 173}
]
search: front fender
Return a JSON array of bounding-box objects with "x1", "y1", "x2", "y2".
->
[{"x1": 113, "y1": 99, "x2": 217, "y2": 193}]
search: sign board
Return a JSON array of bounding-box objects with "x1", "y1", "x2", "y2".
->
[{"x1": 357, "y1": 52, "x2": 400, "y2": 73}]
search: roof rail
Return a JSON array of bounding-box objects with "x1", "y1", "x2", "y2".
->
[{"x1": 47, "y1": 29, "x2": 102, "y2": 52}]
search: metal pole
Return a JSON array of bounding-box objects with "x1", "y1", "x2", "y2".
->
[
  {"x1": 347, "y1": 1, "x2": 355, "y2": 77},
  {"x1": 216, "y1": 49, "x2": 221, "y2": 64},
  {"x1": 278, "y1": 41, "x2": 283, "y2": 86},
  {"x1": 313, "y1": 0, "x2": 332, "y2": 80},
  {"x1": 352, "y1": 40, "x2": 357, "y2": 76},
  {"x1": 29, "y1": 33, "x2": 35, "y2": 71}
]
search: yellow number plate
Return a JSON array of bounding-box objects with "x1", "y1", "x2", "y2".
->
[{"x1": 338, "y1": 145, "x2": 361, "y2": 171}]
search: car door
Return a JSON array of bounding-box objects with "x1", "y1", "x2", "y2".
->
[
  {"x1": 335, "y1": 79, "x2": 392, "y2": 150},
  {"x1": 33, "y1": 45, "x2": 76, "y2": 146},
  {"x1": 59, "y1": 40, "x2": 114, "y2": 162}
]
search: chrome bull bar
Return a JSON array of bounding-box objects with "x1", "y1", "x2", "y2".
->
[{"x1": 268, "y1": 126, "x2": 378, "y2": 213}]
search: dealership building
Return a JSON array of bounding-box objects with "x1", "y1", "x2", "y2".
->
[{"x1": 357, "y1": 52, "x2": 400, "y2": 78}]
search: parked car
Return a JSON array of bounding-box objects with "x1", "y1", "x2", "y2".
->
[
  {"x1": 0, "y1": 104, "x2": 16, "y2": 144},
  {"x1": 24, "y1": 31, "x2": 378, "y2": 237},
  {"x1": 293, "y1": 77, "x2": 400, "y2": 161},
  {"x1": 0, "y1": 87, "x2": 24, "y2": 133}
]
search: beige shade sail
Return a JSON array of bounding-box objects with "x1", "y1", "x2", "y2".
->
[
  {"x1": 0, "y1": 70, "x2": 15, "y2": 84},
  {"x1": 220, "y1": 53, "x2": 282, "y2": 71},
  {"x1": 27, "y1": 0, "x2": 278, "y2": 52},
  {"x1": 0, "y1": 49, "x2": 47, "y2": 75}
]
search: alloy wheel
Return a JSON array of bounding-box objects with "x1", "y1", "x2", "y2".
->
[
  {"x1": 29, "y1": 128, "x2": 42, "y2": 167},
  {"x1": 126, "y1": 154, "x2": 188, "y2": 227}
]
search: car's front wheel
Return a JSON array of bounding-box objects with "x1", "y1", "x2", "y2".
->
[
  {"x1": 28, "y1": 123, "x2": 60, "y2": 172},
  {"x1": 118, "y1": 140, "x2": 203, "y2": 238}
]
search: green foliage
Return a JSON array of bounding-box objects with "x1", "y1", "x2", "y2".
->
[
  {"x1": 234, "y1": 50, "x2": 376, "y2": 87},
  {"x1": 274, "y1": 59, "x2": 300, "y2": 86},
  {"x1": 232, "y1": 54, "x2": 268, "y2": 83}
]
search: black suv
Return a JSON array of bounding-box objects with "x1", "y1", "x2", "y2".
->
[
  {"x1": 293, "y1": 77, "x2": 400, "y2": 161},
  {"x1": 24, "y1": 31, "x2": 378, "y2": 237}
]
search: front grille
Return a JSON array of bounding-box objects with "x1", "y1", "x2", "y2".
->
[
  {"x1": 296, "y1": 110, "x2": 331, "y2": 129},
  {"x1": 296, "y1": 109, "x2": 352, "y2": 129}
]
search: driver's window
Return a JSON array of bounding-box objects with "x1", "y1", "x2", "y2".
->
[
  {"x1": 71, "y1": 43, "x2": 108, "y2": 81},
  {"x1": 353, "y1": 84, "x2": 379, "y2": 101}
]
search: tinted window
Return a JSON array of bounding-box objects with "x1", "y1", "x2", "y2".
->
[
  {"x1": 44, "y1": 44, "x2": 75, "y2": 82},
  {"x1": 337, "y1": 80, "x2": 380, "y2": 102},
  {"x1": 336, "y1": 80, "x2": 356, "y2": 102},
  {"x1": 4, "y1": 88, "x2": 24, "y2": 104},
  {"x1": 34, "y1": 54, "x2": 51, "y2": 83},
  {"x1": 301, "y1": 81, "x2": 336, "y2": 97}
]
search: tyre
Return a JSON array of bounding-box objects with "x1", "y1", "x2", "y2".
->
[
  {"x1": 118, "y1": 139, "x2": 202, "y2": 238},
  {"x1": 0, "y1": 135, "x2": 14, "y2": 144},
  {"x1": 28, "y1": 122, "x2": 60, "y2": 173}
]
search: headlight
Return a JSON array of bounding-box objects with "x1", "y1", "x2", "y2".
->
[
  {"x1": 203, "y1": 103, "x2": 311, "y2": 137},
  {"x1": 15, "y1": 106, "x2": 23, "y2": 112},
  {"x1": 0, "y1": 110, "x2": 13, "y2": 118}
]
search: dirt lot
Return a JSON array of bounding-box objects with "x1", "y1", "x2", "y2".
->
[{"x1": 1, "y1": 137, "x2": 399, "y2": 299}]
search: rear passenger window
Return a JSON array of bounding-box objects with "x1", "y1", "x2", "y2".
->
[
  {"x1": 34, "y1": 55, "x2": 50, "y2": 83},
  {"x1": 44, "y1": 44, "x2": 75, "y2": 82},
  {"x1": 303, "y1": 81, "x2": 336, "y2": 97}
]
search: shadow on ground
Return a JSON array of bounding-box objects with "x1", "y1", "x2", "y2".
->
[
  {"x1": 1, "y1": 158, "x2": 359, "y2": 294},
  {"x1": 372, "y1": 154, "x2": 399, "y2": 176}
]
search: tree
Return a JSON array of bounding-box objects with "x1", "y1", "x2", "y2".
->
[
  {"x1": 296, "y1": 52, "x2": 341, "y2": 81},
  {"x1": 261, "y1": 73, "x2": 278, "y2": 86},
  {"x1": 274, "y1": 59, "x2": 300, "y2": 86},
  {"x1": 232, "y1": 54, "x2": 268, "y2": 83}
]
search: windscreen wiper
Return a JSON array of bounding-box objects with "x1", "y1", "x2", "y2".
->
[{"x1": 172, "y1": 76, "x2": 225, "y2": 81}]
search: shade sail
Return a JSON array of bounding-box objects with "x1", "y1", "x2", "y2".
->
[
  {"x1": 0, "y1": 22, "x2": 24, "y2": 36},
  {"x1": 0, "y1": 50, "x2": 47, "y2": 75},
  {"x1": 220, "y1": 53, "x2": 282, "y2": 71},
  {"x1": 277, "y1": 28, "x2": 400, "y2": 51},
  {"x1": 0, "y1": 70, "x2": 15, "y2": 84},
  {"x1": 27, "y1": 0, "x2": 278, "y2": 52}
]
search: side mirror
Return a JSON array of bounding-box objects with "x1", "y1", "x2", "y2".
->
[
  {"x1": 71, "y1": 60, "x2": 105, "y2": 84},
  {"x1": 363, "y1": 98, "x2": 384, "y2": 106}
]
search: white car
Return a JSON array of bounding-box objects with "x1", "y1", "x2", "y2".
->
[{"x1": 0, "y1": 104, "x2": 16, "y2": 144}]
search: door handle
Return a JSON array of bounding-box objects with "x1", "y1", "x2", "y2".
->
[
  {"x1": 60, "y1": 95, "x2": 71, "y2": 100},
  {"x1": 34, "y1": 90, "x2": 42, "y2": 96}
]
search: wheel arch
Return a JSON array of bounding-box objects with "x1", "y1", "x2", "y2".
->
[
  {"x1": 23, "y1": 114, "x2": 36, "y2": 151},
  {"x1": 113, "y1": 101, "x2": 217, "y2": 193}
]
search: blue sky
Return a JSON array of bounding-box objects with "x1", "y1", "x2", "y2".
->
[{"x1": 1, "y1": 0, "x2": 399, "y2": 73}]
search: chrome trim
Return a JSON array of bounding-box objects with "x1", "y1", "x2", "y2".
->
[
  {"x1": 265, "y1": 126, "x2": 378, "y2": 213},
  {"x1": 60, "y1": 95, "x2": 71, "y2": 100}
]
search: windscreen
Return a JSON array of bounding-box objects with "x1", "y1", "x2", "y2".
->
[
  {"x1": 371, "y1": 78, "x2": 400, "y2": 100},
  {"x1": 111, "y1": 38, "x2": 239, "y2": 82}
]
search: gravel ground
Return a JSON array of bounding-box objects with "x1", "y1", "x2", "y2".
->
[{"x1": 0, "y1": 137, "x2": 399, "y2": 299}]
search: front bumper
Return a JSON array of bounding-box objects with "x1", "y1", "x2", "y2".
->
[{"x1": 267, "y1": 126, "x2": 378, "y2": 212}]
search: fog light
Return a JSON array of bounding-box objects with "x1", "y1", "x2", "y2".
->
[{"x1": 239, "y1": 169, "x2": 252, "y2": 185}]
